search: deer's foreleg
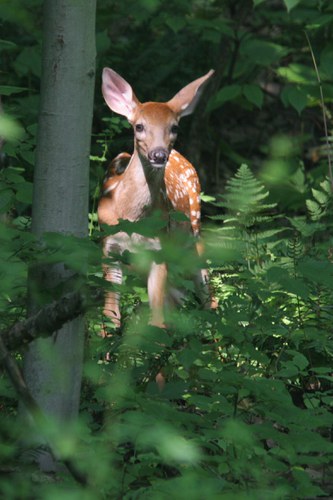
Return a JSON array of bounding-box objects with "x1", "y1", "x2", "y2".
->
[
  {"x1": 102, "y1": 262, "x2": 122, "y2": 333},
  {"x1": 148, "y1": 261, "x2": 168, "y2": 329},
  {"x1": 101, "y1": 232, "x2": 130, "y2": 335}
]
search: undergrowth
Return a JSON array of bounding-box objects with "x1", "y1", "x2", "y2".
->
[{"x1": 78, "y1": 164, "x2": 333, "y2": 499}]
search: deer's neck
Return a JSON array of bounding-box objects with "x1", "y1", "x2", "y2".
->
[{"x1": 118, "y1": 149, "x2": 167, "y2": 221}]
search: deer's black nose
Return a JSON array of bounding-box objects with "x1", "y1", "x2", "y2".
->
[{"x1": 148, "y1": 148, "x2": 169, "y2": 166}]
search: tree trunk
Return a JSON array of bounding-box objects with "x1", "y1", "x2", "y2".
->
[{"x1": 22, "y1": 0, "x2": 96, "y2": 471}]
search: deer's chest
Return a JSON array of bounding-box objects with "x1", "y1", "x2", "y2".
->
[{"x1": 116, "y1": 178, "x2": 168, "y2": 222}]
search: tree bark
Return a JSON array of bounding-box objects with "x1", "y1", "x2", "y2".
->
[{"x1": 22, "y1": 0, "x2": 96, "y2": 471}]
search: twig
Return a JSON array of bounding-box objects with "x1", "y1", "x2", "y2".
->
[{"x1": 305, "y1": 30, "x2": 333, "y2": 190}]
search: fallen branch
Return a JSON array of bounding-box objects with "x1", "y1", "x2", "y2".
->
[{"x1": 1, "y1": 288, "x2": 103, "y2": 351}]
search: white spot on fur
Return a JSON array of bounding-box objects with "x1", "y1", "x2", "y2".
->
[{"x1": 104, "y1": 181, "x2": 119, "y2": 195}]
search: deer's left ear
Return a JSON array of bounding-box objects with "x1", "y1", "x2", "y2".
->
[{"x1": 167, "y1": 69, "x2": 214, "y2": 118}]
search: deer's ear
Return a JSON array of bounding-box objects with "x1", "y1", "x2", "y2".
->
[
  {"x1": 167, "y1": 69, "x2": 214, "y2": 118},
  {"x1": 102, "y1": 68, "x2": 139, "y2": 121}
]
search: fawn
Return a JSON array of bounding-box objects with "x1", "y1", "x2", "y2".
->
[{"x1": 98, "y1": 67, "x2": 215, "y2": 336}]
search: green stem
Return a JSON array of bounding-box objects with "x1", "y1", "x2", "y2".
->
[{"x1": 305, "y1": 31, "x2": 333, "y2": 191}]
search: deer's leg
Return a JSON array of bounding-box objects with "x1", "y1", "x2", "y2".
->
[
  {"x1": 101, "y1": 232, "x2": 129, "y2": 336},
  {"x1": 102, "y1": 262, "x2": 123, "y2": 333},
  {"x1": 147, "y1": 261, "x2": 168, "y2": 391},
  {"x1": 195, "y1": 240, "x2": 218, "y2": 310},
  {"x1": 148, "y1": 261, "x2": 167, "y2": 329},
  {"x1": 195, "y1": 267, "x2": 218, "y2": 310}
]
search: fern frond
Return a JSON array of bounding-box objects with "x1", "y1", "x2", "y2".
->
[
  {"x1": 287, "y1": 234, "x2": 304, "y2": 261},
  {"x1": 306, "y1": 199, "x2": 323, "y2": 221},
  {"x1": 212, "y1": 164, "x2": 284, "y2": 270},
  {"x1": 219, "y1": 165, "x2": 277, "y2": 224},
  {"x1": 306, "y1": 177, "x2": 332, "y2": 221}
]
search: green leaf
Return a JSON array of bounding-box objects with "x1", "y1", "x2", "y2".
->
[
  {"x1": 306, "y1": 14, "x2": 333, "y2": 31},
  {"x1": 221, "y1": 164, "x2": 274, "y2": 219},
  {"x1": 178, "y1": 349, "x2": 198, "y2": 370},
  {"x1": 299, "y1": 258, "x2": 333, "y2": 288},
  {"x1": 201, "y1": 193, "x2": 216, "y2": 203},
  {"x1": 293, "y1": 353, "x2": 309, "y2": 371},
  {"x1": 104, "y1": 212, "x2": 167, "y2": 238},
  {"x1": 319, "y1": 46, "x2": 333, "y2": 80},
  {"x1": 279, "y1": 276, "x2": 310, "y2": 299},
  {"x1": 306, "y1": 199, "x2": 322, "y2": 220},
  {"x1": 12, "y1": 46, "x2": 41, "y2": 78},
  {"x1": 283, "y1": 0, "x2": 301, "y2": 11},
  {"x1": 15, "y1": 182, "x2": 33, "y2": 204},
  {"x1": 278, "y1": 361, "x2": 299, "y2": 378},
  {"x1": 207, "y1": 84, "x2": 241, "y2": 111},
  {"x1": 311, "y1": 187, "x2": 328, "y2": 206},
  {"x1": 0, "y1": 114, "x2": 24, "y2": 141},
  {"x1": 320, "y1": 178, "x2": 331, "y2": 194},
  {"x1": 169, "y1": 210, "x2": 188, "y2": 222},
  {"x1": 290, "y1": 165, "x2": 306, "y2": 193},
  {"x1": 281, "y1": 86, "x2": 308, "y2": 114},
  {"x1": 277, "y1": 64, "x2": 316, "y2": 84},
  {"x1": 241, "y1": 39, "x2": 289, "y2": 66},
  {"x1": 0, "y1": 85, "x2": 28, "y2": 96},
  {"x1": 312, "y1": 367, "x2": 332, "y2": 374},
  {"x1": 164, "y1": 15, "x2": 187, "y2": 33},
  {"x1": 222, "y1": 419, "x2": 255, "y2": 447},
  {"x1": 0, "y1": 189, "x2": 13, "y2": 212},
  {"x1": 288, "y1": 217, "x2": 325, "y2": 237},
  {"x1": 0, "y1": 40, "x2": 17, "y2": 51},
  {"x1": 289, "y1": 87, "x2": 308, "y2": 114},
  {"x1": 286, "y1": 350, "x2": 309, "y2": 371},
  {"x1": 243, "y1": 84, "x2": 264, "y2": 108}
]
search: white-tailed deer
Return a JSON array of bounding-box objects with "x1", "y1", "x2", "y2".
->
[{"x1": 98, "y1": 67, "x2": 216, "y2": 336}]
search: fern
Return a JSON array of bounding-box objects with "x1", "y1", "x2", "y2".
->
[
  {"x1": 287, "y1": 233, "x2": 304, "y2": 262},
  {"x1": 306, "y1": 177, "x2": 332, "y2": 221},
  {"x1": 212, "y1": 164, "x2": 288, "y2": 272},
  {"x1": 219, "y1": 164, "x2": 276, "y2": 225}
]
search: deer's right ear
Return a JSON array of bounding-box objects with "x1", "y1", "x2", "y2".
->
[{"x1": 102, "y1": 68, "x2": 139, "y2": 121}]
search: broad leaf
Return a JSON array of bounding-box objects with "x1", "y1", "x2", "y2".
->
[
  {"x1": 281, "y1": 86, "x2": 308, "y2": 114},
  {"x1": 283, "y1": 0, "x2": 301, "y2": 12},
  {"x1": 241, "y1": 39, "x2": 289, "y2": 66},
  {"x1": 243, "y1": 84, "x2": 264, "y2": 108},
  {"x1": 207, "y1": 85, "x2": 241, "y2": 111}
]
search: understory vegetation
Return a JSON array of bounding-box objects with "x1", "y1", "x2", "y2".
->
[{"x1": 1, "y1": 0, "x2": 333, "y2": 498}]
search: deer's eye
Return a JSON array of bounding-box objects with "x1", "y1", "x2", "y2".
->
[
  {"x1": 171, "y1": 124, "x2": 179, "y2": 135},
  {"x1": 135, "y1": 123, "x2": 144, "y2": 133}
]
